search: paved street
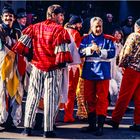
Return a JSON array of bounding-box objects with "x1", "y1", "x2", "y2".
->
[{"x1": 0, "y1": 105, "x2": 140, "y2": 139}]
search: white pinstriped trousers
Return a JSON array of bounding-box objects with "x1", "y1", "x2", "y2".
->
[{"x1": 24, "y1": 65, "x2": 62, "y2": 131}]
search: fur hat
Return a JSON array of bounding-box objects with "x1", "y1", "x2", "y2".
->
[{"x1": 69, "y1": 15, "x2": 82, "y2": 25}]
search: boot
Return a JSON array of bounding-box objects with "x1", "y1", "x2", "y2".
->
[
  {"x1": 105, "y1": 119, "x2": 119, "y2": 129},
  {"x1": 34, "y1": 113, "x2": 43, "y2": 130},
  {"x1": 95, "y1": 115, "x2": 106, "y2": 136},
  {"x1": 81, "y1": 112, "x2": 96, "y2": 133},
  {"x1": 0, "y1": 115, "x2": 16, "y2": 130},
  {"x1": 22, "y1": 127, "x2": 32, "y2": 136}
]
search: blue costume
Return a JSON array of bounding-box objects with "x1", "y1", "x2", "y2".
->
[{"x1": 79, "y1": 33, "x2": 115, "y2": 80}]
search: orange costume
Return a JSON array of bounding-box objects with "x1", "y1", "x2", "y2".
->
[{"x1": 64, "y1": 27, "x2": 82, "y2": 122}]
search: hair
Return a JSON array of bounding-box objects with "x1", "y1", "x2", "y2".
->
[
  {"x1": 113, "y1": 29, "x2": 124, "y2": 44},
  {"x1": 135, "y1": 18, "x2": 140, "y2": 27},
  {"x1": 88, "y1": 17, "x2": 103, "y2": 34},
  {"x1": 106, "y1": 13, "x2": 113, "y2": 18},
  {"x1": 46, "y1": 4, "x2": 64, "y2": 19}
]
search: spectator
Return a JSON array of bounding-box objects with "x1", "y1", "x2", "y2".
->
[
  {"x1": 14, "y1": 8, "x2": 27, "y2": 31},
  {"x1": 109, "y1": 29, "x2": 124, "y2": 106},
  {"x1": 122, "y1": 16, "x2": 134, "y2": 41},
  {"x1": 104, "y1": 13, "x2": 119, "y2": 35}
]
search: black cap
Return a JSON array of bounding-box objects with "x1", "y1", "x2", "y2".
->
[
  {"x1": 16, "y1": 8, "x2": 27, "y2": 19},
  {"x1": 2, "y1": 6, "x2": 15, "y2": 15},
  {"x1": 135, "y1": 18, "x2": 140, "y2": 27},
  {"x1": 17, "y1": 12, "x2": 27, "y2": 18},
  {"x1": 69, "y1": 15, "x2": 82, "y2": 25}
]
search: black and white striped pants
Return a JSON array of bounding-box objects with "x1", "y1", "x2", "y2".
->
[{"x1": 24, "y1": 65, "x2": 62, "y2": 131}]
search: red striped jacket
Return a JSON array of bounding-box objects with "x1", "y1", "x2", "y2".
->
[{"x1": 13, "y1": 19, "x2": 72, "y2": 71}]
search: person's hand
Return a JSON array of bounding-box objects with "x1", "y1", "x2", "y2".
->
[
  {"x1": 122, "y1": 68, "x2": 125, "y2": 75},
  {"x1": 90, "y1": 41, "x2": 100, "y2": 54}
]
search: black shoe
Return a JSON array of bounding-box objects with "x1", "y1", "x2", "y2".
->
[
  {"x1": 80, "y1": 125, "x2": 96, "y2": 133},
  {"x1": 43, "y1": 131, "x2": 56, "y2": 138},
  {"x1": 0, "y1": 123, "x2": 7, "y2": 128},
  {"x1": 81, "y1": 112, "x2": 96, "y2": 133},
  {"x1": 95, "y1": 115, "x2": 105, "y2": 136},
  {"x1": 4, "y1": 124, "x2": 17, "y2": 131},
  {"x1": 129, "y1": 124, "x2": 140, "y2": 132},
  {"x1": 34, "y1": 124, "x2": 43, "y2": 130},
  {"x1": 105, "y1": 119, "x2": 119, "y2": 129},
  {"x1": 53, "y1": 124, "x2": 57, "y2": 130},
  {"x1": 22, "y1": 128, "x2": 32, "y2": 136},
  {"x1": 0, "y1": 122, "x2": 16, "y2": 131}
]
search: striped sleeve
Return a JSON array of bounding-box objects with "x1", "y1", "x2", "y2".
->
[
  {"x1": 12, "y1": 25, "x2": 33, "y2": 55},
  {"x1": 53, "y1": 26, "x2": 73, "y2": 65}
]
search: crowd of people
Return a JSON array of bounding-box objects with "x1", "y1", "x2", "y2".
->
[{"x1": 0, "y1": 4, "x2": 139, "y2": 138}]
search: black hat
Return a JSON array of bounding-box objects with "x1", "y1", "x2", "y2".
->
[
  {"x1": 16, "y1": 8, "x2": 27, "y2": 19},
  {"x1": 2, "y1": 6, "x2": 15, "y2": 15},
  {"x1": 69, "y1": 15, "x2": 82, "y2": 25},
  {"x1": 17, "y1": 12, "x2": 27, "y2": 18},
  {"x1": 135, "y1": 18, "x2": 140, "y2": 27}
]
